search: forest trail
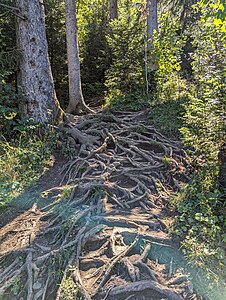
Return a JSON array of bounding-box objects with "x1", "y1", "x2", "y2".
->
[{"x1": 0, "y1": 109, "x2": 199, "y2": 300}]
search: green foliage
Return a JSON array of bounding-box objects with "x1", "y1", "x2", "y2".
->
[
  {"x1": 0, "y1": 81, "x2": 19, "y2": 133},
  {"x1": 50, "y1": 250, "x2": 71, "y2": 277},
  {"x1": 59, "y1": 273, "x2": 80, "y2": 300},
  {"x1": 105, "y1": 1, "x2": 145, "y2": 99},
  {"x1": 90, "y1": 186, "x2": 106, "y2": 199},
  {"x1": 172, "y1": 173, "x2": 226, "y2": 276},
  {"x1": 149, "y1": 97, "x2": 186, "y2": 136},
  {"x1": 151, "y1": 13, "x2": 187, "y2": 103},
  {"x1": 145, "y1": 12, "x2": 189, "y2": 137},
  {"x1": 0, "y1": 128, "x2": 57, "y2": 208},
  {"x1": 0, "y1": 4, "x2": 22, "y2": 135},
  {"x1": 193, "y1": 0, "x2": 226, "y2": 33},
  {"x1": 0, "y1": 49, "x2": 21, "y2": 80},
  {"x1": 45, "y1": 0, "x2": 111, "y2": 104},
  {"x1": 181, "y1": 1, "x2": 225, "y2": 165},
  {"x1": 148, "y1": 1, "x2": 226, "y2": 285},
  {"x1": 10, "y1": 275, "x2": 22, "y2": 296},
  {"x1": 0, "y1": 1, "x2": 17, "y2": 80},
  {"x1": 180, "y1": 95, "x2": 225, "y2": 165},
  {"x1": 61, "y1": 185, "x2": 74, "y2": 199},
  {"x1": 171, "y1": 0, "x2": 226, "y2": 280},
  {"x1": 45, "y1": 0, "x2": 68, "y2": 107},
  {"x1": 78, "y1": 0, "x2": 110, "y2": 98},
  {"x1": 105, "y1": 90, "x2": 149, "y2": 111}
]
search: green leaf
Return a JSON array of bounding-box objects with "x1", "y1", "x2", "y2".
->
[
  {"x1": 214, "y1": 18, "x2": 223, "y2": 27},
  {"x1": 223, "y1": 234, "x2": 226, "y2": 243}
]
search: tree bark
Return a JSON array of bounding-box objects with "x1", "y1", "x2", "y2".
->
[
  {"x1": 65, "y1": 0, "x2": 91, "y2": 115},
  {"x1": 147, "y1": 0, "x2": 158, "y2": 51},
  {"x1": 146, "y1": 0, "x2": 158, "y2": 73},
  {"x1": 110, "y1": 0, "x2": 118, "y2": 20},
  {"x1": 16, "y1": 0, "x2": 62, "y2": 124},
  {"x1": 218, "y1": 142, "x2": 226, "y2": 193}
]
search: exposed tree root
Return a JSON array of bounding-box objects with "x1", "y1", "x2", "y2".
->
[
  {"x1": 94, "y1": 237, "x2": 138, "y2": 296},
  {"x1": 100, "y1": 280, "x2": 184, "y2": 300},
  {"x1": 26, "y1": 251, "x2": 33, "y2": 300},
  {"x1": 0, "y1": 109, "x2": 197, "y2": 300}
]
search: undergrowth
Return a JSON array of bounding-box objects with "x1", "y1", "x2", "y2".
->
[
  {"x1": 149, "y1": 97, "x2": 186, "y2": 137},
  {"x1": 0, "y1": 127, "x2": 58, "y2": 209},
  {"x1": 0, "y1": 81, "x2": 75, "y2": 210},
  {"x1": 171, "y1": 173, "x2": 226, "y2": 273},
  {"x1": 58, "y1": 273, "x2": 80, "y2": 300},
  {"x1": 104, "y1": 90, "x2": 150, "y2": 111}
]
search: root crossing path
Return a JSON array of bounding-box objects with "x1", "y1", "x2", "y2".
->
[{"x1": 0, "y1": 109, "x2": 198, "y2": 300}]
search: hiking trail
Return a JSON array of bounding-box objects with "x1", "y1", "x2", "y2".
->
[{"x1": 0, "y1": 109, "x2": 199, "y2": 300}]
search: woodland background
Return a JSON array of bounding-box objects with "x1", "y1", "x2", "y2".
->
[{"x1": 0, "y1": 0, "x2": 225, "y2": 297}]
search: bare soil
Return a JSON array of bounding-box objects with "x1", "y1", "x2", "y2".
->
[{"x1": 0, "y1": 109, "x2": 199, "y2": 300}]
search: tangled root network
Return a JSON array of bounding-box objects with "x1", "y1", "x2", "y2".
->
[{"x1": 0, "y1": 109, "x2": 198, "y2": 300}]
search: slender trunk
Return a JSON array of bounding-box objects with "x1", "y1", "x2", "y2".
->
[
  {"x1": 146, "y1": 0, "x2": 158, "y2": 72},
  {"x1": 65, "y1": 0, "x2": 91, "y2": 114},
  {"x1": 110, "y1": 0, "x2": 118, "y2": 20},
  {"x1": 16, "y1": 0, "x2": 62, "y2": 124},
  {"x1": 147, "y1": 0, "x2": 158, "y2": 51},
  {"x1": 218, "y1": 142, "x2": 226, "y2": 193}
]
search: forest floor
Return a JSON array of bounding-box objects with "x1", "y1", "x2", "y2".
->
[{"x1": 0, "y1": 109, "x2": 202, "y2": 300}]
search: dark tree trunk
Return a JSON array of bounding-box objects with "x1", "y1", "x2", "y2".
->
[{"x1": 218, "y1": 142, "x2": 226, "y2": 193}]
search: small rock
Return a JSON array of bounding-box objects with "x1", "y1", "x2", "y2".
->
[{"x1": 33, "y1": 281, "x2": 42, "y2": 290}]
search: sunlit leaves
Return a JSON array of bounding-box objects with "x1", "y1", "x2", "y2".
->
[
  {"x1": 150, "y1": 13, "x2": 186, "y2": 102},
  {"x1": 194, "y1": 0, "x2": 226, "y2": 33},
  {"x1": 105, "y1": 0, "x2": 145, "y2": 96}
]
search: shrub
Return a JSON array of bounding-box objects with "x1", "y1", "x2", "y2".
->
[
  {"x1": 171, "y1": 0, "x2": 226, "y2": 279},
  {"x1": 0, "y1": 127, "x2": 57, "y2": 209}
]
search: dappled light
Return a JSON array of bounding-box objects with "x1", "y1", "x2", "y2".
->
[
  {"x1": 0, "y1": 204, "x2": 45, "y2": 256},
  {"x1": 0, "y1": 0, "x2": 225, "y2": 299}
]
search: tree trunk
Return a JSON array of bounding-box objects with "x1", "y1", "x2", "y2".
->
[
  {"x1": 16, "y1": 0, "x2": 62, "y2": 124},
  {"x1": 110, "y1": 0, "x2": 118, "y2": 20},
  {"x1": 147, "y1": 0, "x2": 158, "y2": 52},
  {"x1": 146, "y1": 0, "x2": 158, "y2": 73},
  {"x1": 65, "y1": 0, "x2": 91, "y2": 115},
  {"x1": 218, "y1": 142, "x2": 226, "y2": 193}
]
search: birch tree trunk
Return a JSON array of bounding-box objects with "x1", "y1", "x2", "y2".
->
[
  {"x1": 65, "y1": 0, "x2": 91, "y2": 115},
  {"x1": 146, "y1": 0, "x2": 158, "y2": 72},
  {"x1": 147, "y1": 0, "x2": 158, "y2": 51},
  {"x1": 16, "y1": 0, "x2": 62, "y2": 124},
  {"x1": 110, "y1": 0, "x2": 118, "y2": 20}
]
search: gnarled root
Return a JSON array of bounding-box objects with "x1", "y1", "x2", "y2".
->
[{"x1": 0, "y1": 109, "x2": 193, "y2": 300}]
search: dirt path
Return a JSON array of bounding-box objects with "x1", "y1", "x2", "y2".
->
[{"x1": 0, "y1": 109, "x2": 198, "y2": 300}]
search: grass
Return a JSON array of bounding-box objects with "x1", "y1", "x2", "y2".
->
[
  {"x1": 58, "y1": 273, "x2": 81, "y2": 300},
  {"x1": 170, "y1": 172, "x2": 226, "y2": 277},
  {"x1": 149, "y1": 97, "x2": 186, "y2": 137},
  {"x1": 0, "y1": 131, "x2": 56, "y2": 209},
  {"x1": 104, "y1": 90, "x2": 150, "y2": 111},
  {"x1": 147, "y1": 94, "x2": 226, "y2": 292}
]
